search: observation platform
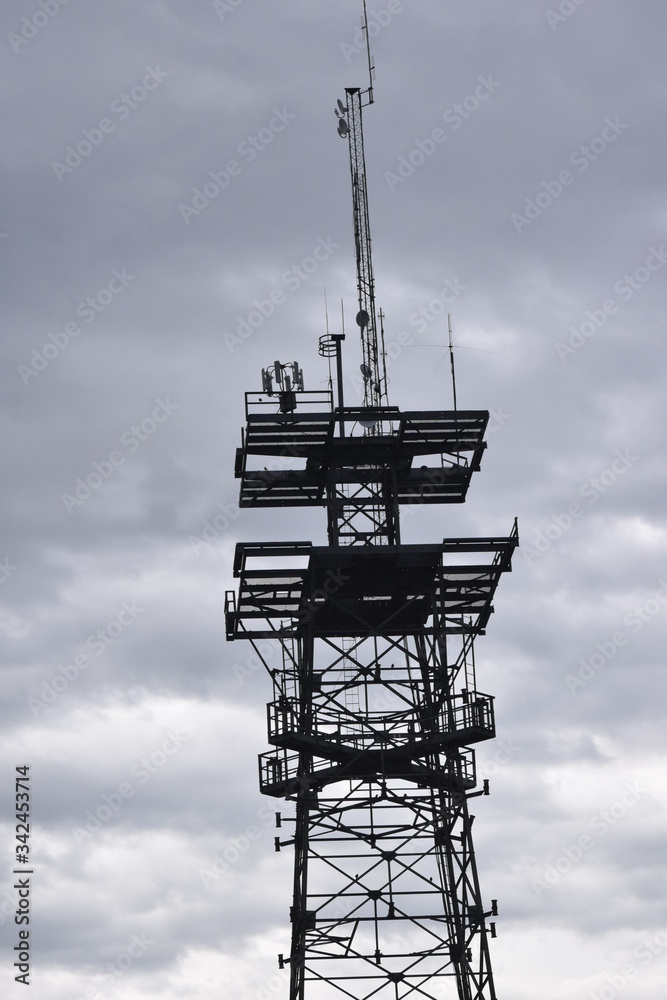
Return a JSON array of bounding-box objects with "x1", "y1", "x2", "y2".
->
[
  {"x1": 266, "y1": 693, "x2": 495, "y2": 759},
  {"x1": 258, "y1": 744, "x2": 480, "y2": 797},
  {"x1": 234, "y1": 391, "x2": 488, "y2": 508},
  {"x1": 224, "y1": 523, "x2": 518, "y2": 640}
]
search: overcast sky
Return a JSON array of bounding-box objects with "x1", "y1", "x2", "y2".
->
[{"x1": 1, "y1": 1, "x2": 666, "y2": 998}]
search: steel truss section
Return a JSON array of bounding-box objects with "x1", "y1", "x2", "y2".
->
[
  {"x1": 226, "y1": 533, "x2": 516, "y2": 999},
  {"x1": 279, "y1": 779, "x2": 497, "y2": 1000},
  {"x1": 325, "y1": 463, "x2": 400, "y2": 546},
  {"x1": 265, "y1": 623, "x2": 499, "y2": 1000}
]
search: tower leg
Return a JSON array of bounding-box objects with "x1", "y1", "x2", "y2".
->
[
  {"x1": 437, "y1": 785, "x2": 497, "y2": 1000},
  {"x1": 289, "y1": 771, "x2": 310, "y2": 1000}
]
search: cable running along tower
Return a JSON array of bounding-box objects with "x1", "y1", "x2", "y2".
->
[{"x1": 225, "y1": 7, "x2": 518, "y2": 998}]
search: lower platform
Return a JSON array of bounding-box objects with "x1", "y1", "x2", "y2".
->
[
  {"x1": 258, "y1": 744, "x2": 479, "y2": 797},
  {"x1": 225, "y1": 525, "x2": 518, "y2": 640}
]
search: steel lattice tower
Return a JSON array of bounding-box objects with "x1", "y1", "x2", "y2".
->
[{"x1": 225, "y1": 8, "x2": 518, "y2": 997}]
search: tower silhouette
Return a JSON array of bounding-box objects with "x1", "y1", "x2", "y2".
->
[{"x1": 225, "y1": 7, "x2": 518, "y2": 997}]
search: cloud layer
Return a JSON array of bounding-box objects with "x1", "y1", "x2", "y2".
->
[{"x1": 1, "y1": 1, "x2": 666, "y2": 998}]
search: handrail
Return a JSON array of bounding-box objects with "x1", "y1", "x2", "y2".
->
[{"x1": 267, "y1": 693, "x2": 495, "y2": 751}]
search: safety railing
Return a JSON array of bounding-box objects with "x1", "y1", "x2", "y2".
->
[{"x1": 266, "y1": 693, "x2": 495, "y2": 754}]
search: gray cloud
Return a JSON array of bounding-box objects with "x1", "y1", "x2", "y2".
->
[{"x1": 1, "y1": 1, "x2": 665, "y2": 997}]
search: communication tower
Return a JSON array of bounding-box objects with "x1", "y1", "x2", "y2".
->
[{"x1": 225, "y1": 6, "x2": 518, "y2": 997}]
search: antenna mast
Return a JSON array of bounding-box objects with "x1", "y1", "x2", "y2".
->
[
  {"x1": 448, "y1": 312, "x2": 458, "y2": 412},
  {"x1": 335, "y1": 0, "x2": 388, "y2": 409}
]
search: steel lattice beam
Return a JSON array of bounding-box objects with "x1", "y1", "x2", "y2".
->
[{"x1": 227, "y1": 563, "x2": 516, "y2": 998}]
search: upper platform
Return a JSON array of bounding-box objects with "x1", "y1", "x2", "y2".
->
[{"x1": 234, "y1": 391, "x2": 488, "y2": 508}]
